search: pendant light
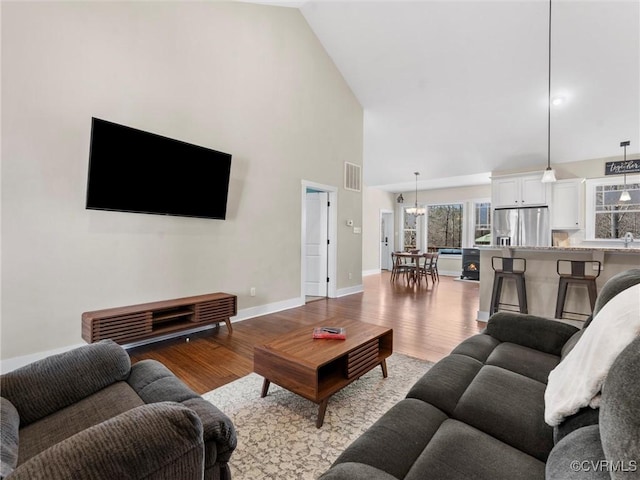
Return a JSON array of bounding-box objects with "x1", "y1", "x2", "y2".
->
[
  {"x1": 541, "y1": 0, "x2": 557, "y2": 183},
  {"x1": 619, "y1": 140, "x2": 631, "y2": 202},
  {"x1": 405, "y1": 172, "x2": 425, "y2": 216}
]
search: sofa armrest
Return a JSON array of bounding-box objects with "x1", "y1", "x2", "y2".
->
[
  {"x1": 591, "y1": 268, "x2": 640, "y2": 320},
  {"x1": 183, "y1": 397, "x2": 237, "y2": 460},
  {"x1": 128, "y1": 360, "x2": 237, "y2": 459},
  {"x1": 486, "y1": 312, "x2": 579, "y2": 357},
  {"x1": 7, "y1": 402, "x2": 204, "y2": 480},
  {"x1": 1, "y1": 398, "x2": 19, "y2": 479},
  {"x1": 0, "y1": 340, "x2": 130, "y2": 426}
]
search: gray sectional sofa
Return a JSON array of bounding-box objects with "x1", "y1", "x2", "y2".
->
[
  {"x1": 321, "y1": 269, "x2": 640, "y2": 480},
  {"x1": 1, "y1": 340, "x2": 236, "y2": 480}
]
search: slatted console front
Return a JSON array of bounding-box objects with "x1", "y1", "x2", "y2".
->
[
  {"x1": 346, "y1": 338, "x2": 381, "y2": 379},
  {"x1": 82, "y1": 292, "x2": 237, "y2": 344}
]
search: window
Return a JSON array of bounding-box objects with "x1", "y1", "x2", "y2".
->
[
  {"x1": 427, "y1": 204, "x2": 463, "y2": 251},
  {"x1": 473, "y1": 202, "x2": 492, "y2": 245},
  {"x1": 586, "y1": 176, "x2": 640, "y2": 240},
  {"x1": 402, "y1": 206, "x2": 420, "y2": 251},
  {"x1": 399, "y1": 199, "x2": 490, "y2": 252}
]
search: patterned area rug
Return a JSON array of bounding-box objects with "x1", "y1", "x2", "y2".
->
[{"x1": 202, "y1": 353, "x2": 432, "y2": 480}]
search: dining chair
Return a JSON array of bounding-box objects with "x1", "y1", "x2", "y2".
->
[
  {"x1": 390, "y1": 252, "x2": 411, "y2": 282},
  {"x1": 429, "y1": 252, "x2": 440, "y2": 282},
  {"x1": 420, "y1": 253, "x2": 438, "y2": 286}
]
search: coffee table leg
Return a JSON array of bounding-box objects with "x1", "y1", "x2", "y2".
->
[
  {"x1": 261, "y1": 378, "x2": 270, "y2": 398},
  {"x1": 316, "y1": 398, "x2": 329, "y2": 428},
  {"x1": 380, "y1": 359, "x2": 388, "y2": 378}
]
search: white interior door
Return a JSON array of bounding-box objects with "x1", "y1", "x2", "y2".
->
[
  {"x1": 380, "y1": 211, "x2": 394, "y2": 270},
  {"x1": 305, "y1": 191, "x2": 328, "y2": 297}
]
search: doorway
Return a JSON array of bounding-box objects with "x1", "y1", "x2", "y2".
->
[
  {"x1": 301, "y1": 181, "x2": 338, "y2": 303},
  {"x1": 380, "y1": 210, "x2": 394, "y2": 270}
]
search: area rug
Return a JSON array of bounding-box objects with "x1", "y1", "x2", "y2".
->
[{"x1": 202, "y1": 353, "x2": 432, "y2": 480}]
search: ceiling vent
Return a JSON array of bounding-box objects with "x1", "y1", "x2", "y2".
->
[{"x1": 344, "y1": 162, "x2": 362, "y2": 192}]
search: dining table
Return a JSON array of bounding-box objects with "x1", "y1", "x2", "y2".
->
[{"x1": 394, "y1": 252, "x2": 430, "y2": 286}]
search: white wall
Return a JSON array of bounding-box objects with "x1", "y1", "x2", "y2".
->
[
  {"x1": 362, "y1": 186, "x2": 396, "y2": 273},
  {"x1": 390, "y1": 184, "x2": 492, "y2": 250},
  {"x1": 360, "y1": 184, "x2": 491, "y2": 277},
  {"x1": 1, "y1": 2, "x2": 363, "y2": 360},
  {"x1": 408, "y1": 184, "x2": 491, "y2": 206}
]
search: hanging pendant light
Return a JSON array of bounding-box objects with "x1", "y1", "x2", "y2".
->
[
  {"x1": 619, "y1": 140, "x2": 631, "y2": 202},
  {"x1": 541, "y1": 0, "x2": 557, "y2": 183},
  {"x1": 405, "y1": 172, "x2": 425, "y2": 216},
  {"x1": 620, "y1": 189, "x2": 631, "y2": 202}
]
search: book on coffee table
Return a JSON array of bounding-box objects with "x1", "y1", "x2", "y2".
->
[{"x1": 312, "y1": 327, "x2": 346, "y2": 340}]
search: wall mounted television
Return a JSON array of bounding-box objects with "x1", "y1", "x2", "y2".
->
[{"x1": 86, "y1": 118, "x2": 232, "y2": 220}]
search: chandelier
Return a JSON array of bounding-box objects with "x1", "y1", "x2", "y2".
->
[{"x1": 405, "y1": 172, "x2": 425, "y2": 216}]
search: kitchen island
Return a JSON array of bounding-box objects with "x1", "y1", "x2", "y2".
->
[{"x1": 477, "y1": 245, "x2": 640, "y2": 323}]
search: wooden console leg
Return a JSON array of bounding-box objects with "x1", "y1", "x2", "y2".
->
[
  {"x1": 380, "y1": 359, "x2": 388, "y2": 378},
  {"x1": 224, "y1": 318, "x2": 233, "y2": 333},
  {"x1": 261, "y1": 378, "x2": 270, "y2": 398},
  {"x1": 316, "y1": 398, "x2": 329, "y2": 428}
]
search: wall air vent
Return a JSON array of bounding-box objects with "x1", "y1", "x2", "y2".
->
[{"x1": 344, "y1": 162, "x2": 362, "y2": 192}]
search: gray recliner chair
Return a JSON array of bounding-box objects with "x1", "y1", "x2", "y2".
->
[{"x1": 0, "y1": 340, "x2": 236, "y2": 480}]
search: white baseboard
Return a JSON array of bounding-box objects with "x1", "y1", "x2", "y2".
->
[
  {"x1": 336, "y1": 284, "x2": 364, "y2": 297},
  {"x1": 0, "y1": 296, "x2": 307, "y2": 374},
  {"x1": 362, "y1": 269, "x2": 381, "y2": 277},
  {"x1": 365, "y1": 269, "x2": 464, "y2": 278},
  {"x1": 477, "y1": 310, "x2": 490, "y2": 322},
  {"x1": 438, "y1": 270, "x2": 462, "y2": 277},
  {"x1": 2, "y1": 290, "x2": 376, "y2": 373},
  {"x1": 1, "y1": 343, "x2": 86, "y2": 374},
  {"x1": 232, "y1": 296, "x2": 305, "y2": 322}
]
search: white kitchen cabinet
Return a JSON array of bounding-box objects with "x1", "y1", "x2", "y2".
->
[
  {"x1": 551, "y1": 179, "x2": 583, "y2": 229},
  {"x1": 492, "y1": 173, "x2": 548, "y2": 208}
]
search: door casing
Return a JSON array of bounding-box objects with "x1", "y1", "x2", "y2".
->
[
  {"x1": 301, "y1": 181, "x2": 337, "y2": 300},
  {"x1": 305, "y1": 191, "x2": 329, "y2": 296},
  {"x1": 380, "y1": 209, "x2": 394, "y2": 270}
]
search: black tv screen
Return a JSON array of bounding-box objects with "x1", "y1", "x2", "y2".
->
[{"x1": 86, "y1": 118, "x2": 232, "y2": 220}]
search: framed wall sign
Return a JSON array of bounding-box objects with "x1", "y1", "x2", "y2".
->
[{"x1": 605, "y1": 159, "x2": 640, "y2": 175}]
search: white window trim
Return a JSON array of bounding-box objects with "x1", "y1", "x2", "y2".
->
[
  {"x1": 468, "y1": 198, "x2": 491, "y2": 248},
  {"x1": 399, "y1": 204, "x2": 424, "y2": 252},
  {"x1": 398, "y1": 198, "x2": 492, "y2": 252},
  {"x1": 585, "y1": 175, "x2": 640, "y2": 240},
  {"x1": 425, "y1": 201, "x2": 465, "y2": 253}
]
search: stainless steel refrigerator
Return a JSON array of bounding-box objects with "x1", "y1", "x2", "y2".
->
[{"x1": 493, "y1": 206, "x2": 550, "y2": 247}]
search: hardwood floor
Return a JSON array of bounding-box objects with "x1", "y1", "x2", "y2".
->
[{"x1": 128, "y1": 272, "x2": 484, "y2": 394}]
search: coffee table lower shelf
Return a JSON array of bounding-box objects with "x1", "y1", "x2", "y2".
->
[
  {"x1": 253, "y1": 321, "x2": 393, "y2": 428},
  {"x1": 259, "y1": 359, "x2": 388, "y2": 428}
]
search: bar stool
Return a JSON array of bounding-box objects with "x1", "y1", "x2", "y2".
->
[
  {"x1": 555, "y1": 260, "x2": 601, "y2": 319},
  {"x1": 490, "y1": 257, "x2": 528, "y2": 315}
]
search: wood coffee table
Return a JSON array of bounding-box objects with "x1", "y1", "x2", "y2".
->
[{"x1": 253, "y1": 319, "x2": 393, "y2": 427}]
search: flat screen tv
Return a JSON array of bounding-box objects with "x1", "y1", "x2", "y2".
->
[{"x1": 86, "y1": 118, "x2": 232, "y2": 220}]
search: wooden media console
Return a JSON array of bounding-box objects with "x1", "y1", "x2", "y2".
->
[{"x1": 82, "y1": 292, "x2": 237, "y2": 344}]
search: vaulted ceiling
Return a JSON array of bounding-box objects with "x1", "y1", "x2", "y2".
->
[{"x1": 254, "y1": 1, "x2": 640, "y2": 192}]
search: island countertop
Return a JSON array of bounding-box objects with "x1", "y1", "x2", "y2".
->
[
  {"x1": 478, "y1": 245, "x2": 640, "y2": 254},
  {"x1": 476, "y1": 246, "x2": 639, "y2": 322}
]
